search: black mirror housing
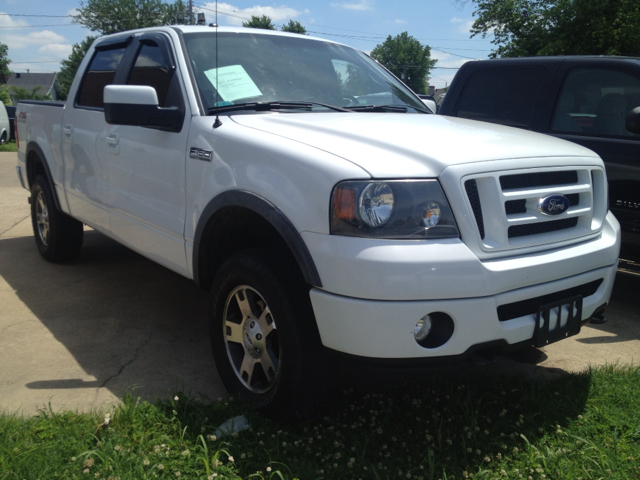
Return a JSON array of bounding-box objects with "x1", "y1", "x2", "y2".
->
[{"x1": 625, "y1": 106, "x2": 640, "y2": 134}]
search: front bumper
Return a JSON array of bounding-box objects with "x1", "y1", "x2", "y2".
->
[{"x1": 310, "y1": 262, "x2": 617, "y2": 359}]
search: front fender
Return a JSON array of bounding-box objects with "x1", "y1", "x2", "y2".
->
[{"x1": 192, "y1": 189, "x2": 322, "y2": 288}]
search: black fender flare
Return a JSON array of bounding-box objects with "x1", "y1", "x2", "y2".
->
[
  {"x1": 192, "y1": 190, "x2": 322, "y2": 288},
  {"x1": 26, "y1": 141, "x2": 62, "y2": 211}
]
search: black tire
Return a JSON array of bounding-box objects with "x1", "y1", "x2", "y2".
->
[
  {"x1": 210, "y1": 248, "x2": 329, "y2": 419},
  {"x1": 30, "y1": 174, "x2": 84, "y2": 262},
  {"x1": 0, "y1": 132, "x2": 6, "y2": 145}
]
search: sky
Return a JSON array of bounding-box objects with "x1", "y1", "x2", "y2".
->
[{"x1": 0, "y1": 0, "x2": 496, "y2": 89}]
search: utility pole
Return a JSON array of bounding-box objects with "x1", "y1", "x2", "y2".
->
[{"x1": 189, "y1": 0, "x2": 193, "y2": 25}]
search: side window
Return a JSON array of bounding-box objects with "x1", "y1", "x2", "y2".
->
[
  {"x1": 551, "y1": 68, "x2": 640, "y2": 137},
  {"x1": 455, "y1": 67, "x2": 546, "y2": 128},
  {"x1": 128, "y1": 42, "x2": 177, "y2": 108},
  {"x1": 76, "y1": 47, "x2": 126, "y2": 108}
]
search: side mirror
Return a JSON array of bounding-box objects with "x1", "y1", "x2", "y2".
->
[
  {"x1": 104, "y1": 85, "x2": 181, "y2": 131},
  {"x1": 625, "y1": 106, "x2": 640, "y2": 134}
]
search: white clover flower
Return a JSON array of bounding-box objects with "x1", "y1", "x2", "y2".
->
[
  {"x1": 228, "y1": 456, "x2": 234, "y2": 462},
  {"x1": 157, "y1": 464, "x2": 165, "y2": 470},
  {"x1": 266, "y1": 467, "x2": 272, "y2": 472},
  {"x1": 174, "y1": 395, "x2": 179, "y2": 401}
]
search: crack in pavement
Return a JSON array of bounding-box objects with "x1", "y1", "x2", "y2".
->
[
  {"x1": 99, "y1": 332, "x2": 154, "y2": 389},
  {"x1": 0, "y1": 214, "x2": 30, "y2": 237}
]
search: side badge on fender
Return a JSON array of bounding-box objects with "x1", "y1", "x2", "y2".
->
[{"x1": 189, "y1": 147, "x2": 213, "y2": 161}]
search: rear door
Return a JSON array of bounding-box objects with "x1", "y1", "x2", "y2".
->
[{"x1": 62, "y1": 35, "x2": 131, "y2": 230}]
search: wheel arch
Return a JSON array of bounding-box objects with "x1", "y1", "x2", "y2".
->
[
  {"x1": 193, "y1": 190, "x2": 322, "y2": 291},
  {"x1": 25, "y1": 141, "x2": 62, "y2": 211}
]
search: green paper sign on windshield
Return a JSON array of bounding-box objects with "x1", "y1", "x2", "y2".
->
[{"x1": 204, "y1": 65, "x2": 262, "y2": 102}]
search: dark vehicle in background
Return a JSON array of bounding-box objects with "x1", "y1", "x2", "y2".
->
[
  {"x1": 439, "y1": 56, "x2": 640, "y2": 247},
  {"x1": 6, "y1": 105, "x2": 16, "y2": 141}
]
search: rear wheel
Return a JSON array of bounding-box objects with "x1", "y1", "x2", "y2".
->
[
  {"x1": 210, "y1": 249, "x2": 328, "y2": 419},
  {"x1": 31, "y1": 174, "x2": 84, "y2": 262}
]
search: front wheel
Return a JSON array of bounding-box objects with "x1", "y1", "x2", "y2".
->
[
  {"x1": 31, "y1": 174, "x2": 84, "y2": 262},
  {"x1": 210, "y1": 249, "x2": 328, "y2": 419}
]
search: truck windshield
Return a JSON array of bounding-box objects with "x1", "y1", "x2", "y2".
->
[{"x1": 183, "y1": 31, "x2": 426, "y2": 114}]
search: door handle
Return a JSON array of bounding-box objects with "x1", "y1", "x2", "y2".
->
[
  {"x1": 106, "y1": 133, "x2": 119, "y2": 145},
  {"x1": 63, "y1": 124, "x2": 73, "y2": 142}
]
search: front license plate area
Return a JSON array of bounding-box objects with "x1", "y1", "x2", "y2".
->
[{"x1": 534, "y1": 295, "x2": 583, "y2": 347}]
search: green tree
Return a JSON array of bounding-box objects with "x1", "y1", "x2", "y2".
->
[
  {"x1": 58, "y1": 36, "x2": 97, "y2": 100},
  {"x1": 0, "y1": 86, "x2": 11, "y2": 106},
  {"x1": 370, "y1": 32, "x2": 437, "y2": 94},
  {"x1": 0, "y1": 42, "x2": 12, "y2": 82},
  {"x1": 72, "y1": 0, "x2": 188, "y2": 35},
  {"x1": 242, "y1": 15, "x2": 276, "y2": 30},
  {"x1": 281, "y1": 20, "x2": 307, "y2": 35},
  {"x1": 467, "y1": 0, "x2": 640, "y2": 58},
  {"x1": 9, "y1": 86, "x2": 52, "y2": 102}
]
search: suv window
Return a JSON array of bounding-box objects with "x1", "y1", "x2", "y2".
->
[
  {"x1": 455, "y1": 67, "x2": 546, "y2": 127},
  {"x1": 77, "y1": 47, "x2": 126, "y2": 109},
  {"x1": 551, "y1": 68, "x2": 640, "y2": 137}
]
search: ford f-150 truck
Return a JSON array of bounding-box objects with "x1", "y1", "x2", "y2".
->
[{"x1": 16, "y1": 26, "x2": 620, "y2": 417}]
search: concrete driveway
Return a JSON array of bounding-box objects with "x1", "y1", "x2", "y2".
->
[{"x1": 1, "y1": 151, "x2": 638, "y2": 414}]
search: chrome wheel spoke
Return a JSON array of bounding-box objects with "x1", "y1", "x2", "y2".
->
[
  {"x1": 260, "y1": 351, "x2": 277, "y2": 381},
  {"x1": 225, "y1": 321, "x2": 244, "y2": 344},
  {"x1": 257, "y1": 306, "x2": 275, "y2": 336},
  {"x1": 234, "y1": 288, "x2": 255, "y2": 320},
  {"x1": 239, "y1": 353, "x2": 257, "y2": 386}
]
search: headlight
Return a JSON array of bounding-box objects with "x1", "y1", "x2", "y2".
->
[{"x1": 331, "y1": 180, "x2": 459, "y2": 239}]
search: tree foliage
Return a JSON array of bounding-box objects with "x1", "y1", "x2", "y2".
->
[
  {"x1": 370, "y1": 32, "x2": 437, "y2": 94},
  {"x1": 242, "y1": 15, "x2": 276, "y2": 30},
  {"x1": 468, "y1": 0, "x2": 640, "y2": 58},
  {"x1": 0, "y1": 42, "x2": 12, "y2": 81},
  {"x1": 8, "y1": 86, "x2": 52, "y2": 102},
  {"x1": 0, "y1": 86, "x2": 11, "y2": 106},
  {"x1": 72, "y1": 0, "x2": 188, "y2": 35},
  {"x1": 280, "y1": 20, "x2": 307, "y2": 35},
  {"x1": 58, "y1": 36, "x2": 97, "y2": 100}
]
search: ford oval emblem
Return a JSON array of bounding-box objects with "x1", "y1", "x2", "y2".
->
[{"x1": 538, "y1": 195, "x2": 570, "y2": 216}]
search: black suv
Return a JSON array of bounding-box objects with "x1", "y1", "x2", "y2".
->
[{"x1": 440, "y1": 56, "x2": 640, "y2": 247}]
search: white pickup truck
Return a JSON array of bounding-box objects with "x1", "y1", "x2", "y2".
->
[{"x1": 16, "y1": 26, "x2": 620, "y2": 416}]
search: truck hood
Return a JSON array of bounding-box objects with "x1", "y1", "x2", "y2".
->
[{"x1": 230, "y1": 113, "x2": 599, "y2": 177}]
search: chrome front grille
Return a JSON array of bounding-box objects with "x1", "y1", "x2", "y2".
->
[{"x1": 463, "y1": 167, "x2": 607, "y2": 252}]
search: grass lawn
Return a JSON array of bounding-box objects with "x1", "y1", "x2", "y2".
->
[
  {"x1": 0, "y1": 364, "x2": 638, "y2": 479},
  {"x1": 0, "y1": 141, "x2": 17, "y2": 152}
]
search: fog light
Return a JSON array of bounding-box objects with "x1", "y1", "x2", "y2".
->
[{"x1": 414, "y1": 314, "x2": 432, "y2": 341}]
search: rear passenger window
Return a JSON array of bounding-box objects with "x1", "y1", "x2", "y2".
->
[
  {"x1": 455, "y1": 67, "x2": 546, "y2": 128},
  {"x1": 551, "y1": 68, "x2": 640, "y2": 137},
  {"x1": 76, "y1": 47, "x2": 125, "y2": 109}
]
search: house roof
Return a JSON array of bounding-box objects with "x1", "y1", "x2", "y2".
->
[{"x1": 5, "y1": 73, "x2": 59, "y2": 94}]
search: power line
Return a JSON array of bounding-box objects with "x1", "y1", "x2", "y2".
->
[
  {"x1": 0, "y1": 13, "x2": 72, "y2": 18},
  {"x1": 0, "y1": 24, "x2": 75, "y2": 28}
]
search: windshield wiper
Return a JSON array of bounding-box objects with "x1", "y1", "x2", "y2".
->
[
  {"x1": 207, "y1": 101, "x2": 351, "y2": 115},
  {"x1": 345, "y1": 104, "x2": 433, "y2": 114},
  {"x1": 344, "y1": 104, "x2": 408, "y2": 113}
]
